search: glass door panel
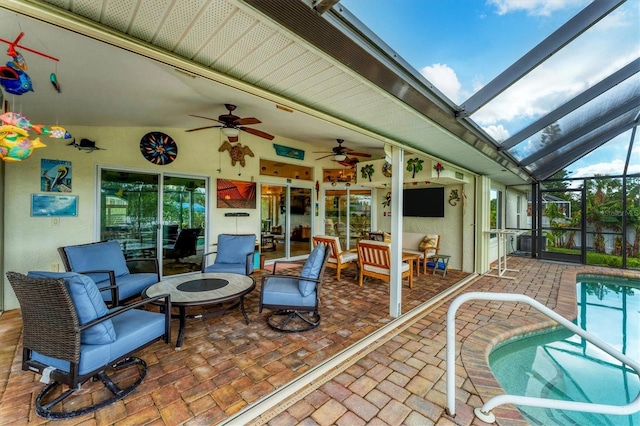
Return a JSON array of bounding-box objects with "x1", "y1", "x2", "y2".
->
[
  {"x1": 349, "y1": 190, "x2": 372, "y2": 246},
  {"x1": 290, "y1": 187, "x2": 312, "y2": 257},
  {"x1": 261, "y1": 184, "x2": 286, "y2": 261},
  {"x1": 100, "y1": 170, "x2": 159, "y2": 260},
  {"x1": 326, "y1": 189, "x2": 348, "y2": 248},
  {"x1": 261, "y1": 184, "x2": 312, "y2": 261},
  {"x1": 325, "y1": 188, "x2": 371, "y2": 249},
  {"x1": 162, "y1": 176, "x2": 207, "y2": 276}
]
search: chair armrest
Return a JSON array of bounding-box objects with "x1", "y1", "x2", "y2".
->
[
  {"x1": 339, "y1": 248, "x2": 358, "y2": 255},
  {"x1": 75, "y1": 269, "x2": 119, "y2": 306},
  {"x1": 270, "y1": 260, "x2": 305, "y2": 274},
  {"x1": 245, "y1": 252, "x2": 255, "y2": 275},
  {"x1": 80, "y1": 294, "x2": 172, "y2": 344}
]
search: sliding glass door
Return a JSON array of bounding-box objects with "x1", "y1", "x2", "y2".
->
[
  {"x1": 99, "y1": 168, "x2": 207, "y2": 277},
  {"x1": 162, "y1": 176, "x2": 207, "y2": 275},
  {"x1": 261, "y1": 184, "x2": 312, "y2": 262},
  {"x1": 100, "y1": 170, "x2": 159, "y2": 260},
  {"x1": 325, "y1": 188, "x2": 371, "y2": 249}
]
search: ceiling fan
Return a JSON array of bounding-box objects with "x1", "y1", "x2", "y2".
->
[
  {"x1": 315, "y1": 139, "x2": 372, "y2": 163},
  {"x1": 185, "y1": 104, "x2": 274, "y2": 142}
]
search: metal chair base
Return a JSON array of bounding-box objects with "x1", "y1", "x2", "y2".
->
[
  {"x1": 35, "y1": 357, "x2": 147, "y2": 420},
  {"x1": 267, "y1": 310, "x2": 320, "y2": 333}
]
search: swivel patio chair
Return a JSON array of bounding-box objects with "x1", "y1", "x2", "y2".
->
[
  {"x1": 59, "y1": 240, "x2": 160, "y2": 307},
  {"x1": 259, "y1": 243, "x2": 330, "y2": 332},
  {"x1": 6, "y1": 271, "x2": 171, "y2": 419},
  {"x1": 201, "y1": 233, "x2": 256, "y2": 275}
]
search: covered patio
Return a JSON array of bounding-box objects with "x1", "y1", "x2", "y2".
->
[{"x1": 1, "y1": 259, "x2": 636, "y2": 425}]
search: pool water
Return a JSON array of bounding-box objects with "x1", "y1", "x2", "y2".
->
[{"x1": 489, "y1": 275, "x2": 640, "y2": 425}]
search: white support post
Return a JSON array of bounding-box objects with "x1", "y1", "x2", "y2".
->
[{"x1": 389, "y1": 146, "x2": 403, "y2": 317}]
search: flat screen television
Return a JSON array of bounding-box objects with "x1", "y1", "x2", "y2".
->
[{"x1": 403, "y1": 187, "x2": 445, "y2": 217}]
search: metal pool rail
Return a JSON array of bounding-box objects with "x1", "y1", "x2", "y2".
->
[{"x1": 445, "y1": 292, "x2": 640, "y2": 423}]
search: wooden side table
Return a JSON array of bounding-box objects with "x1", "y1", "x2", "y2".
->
[
  {"x1": 402, "y1": 252, "x2": 421, "y2": 277},
  {"x1": 430, "y1": 254, "x2": 451, "y2": 277}
]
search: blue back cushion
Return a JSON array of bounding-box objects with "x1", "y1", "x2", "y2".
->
[
  {"x1": 216, "y1": 234, "x2": 255, "y2": 264},
  {"x1": 299, "y1": 243, "x2": 326, "y2": 296},
  {"x1": 64, "y1": 241, "x2": 129, "y2": 284},
  {"x1": 27, "y1": 271, "x2": 116, "y2": 344}
]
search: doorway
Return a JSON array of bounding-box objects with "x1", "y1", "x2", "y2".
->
[
  {"x1": 324, "y1": 188, "x2": 372, "y2": 249},
  {"x1": 260, "y1": 184, "x2": 313, "y2": 261},
  {"x1": 539, "y1": 187, "x2": 583, "y2": 263},
  {"x1": 99, "y1": 169, "x2": 208, "y2": 277}
]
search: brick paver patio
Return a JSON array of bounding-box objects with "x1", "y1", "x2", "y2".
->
[{"x1": 0, "y1": 258, "x2": 637, "y2": 425}]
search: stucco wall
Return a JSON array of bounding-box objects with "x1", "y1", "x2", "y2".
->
[
  {"x1": 2, "y1": 125, "x2": 331, "y2": 310},
  {"x1": 373, "y1": 182, "x2": 473, "y2": 272}
]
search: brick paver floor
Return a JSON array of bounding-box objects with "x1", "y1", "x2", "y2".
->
[{"x1": 0, "y1": 258, "x2": 637, "y2": 425}]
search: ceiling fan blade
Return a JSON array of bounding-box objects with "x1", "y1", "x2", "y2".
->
[
  {"x1": 240, "y1": 127, "x2": 274, "y2": 140},
  {"x1": 316, "y1": 154, "x2": 334, "y2": 160},
  {"x1": 185, "y1": 125, "x2": 222, "y2": 132},
  {"x1": 234, "y1": 117, "x2": 261, "y2": 125},
  {"x1": 347, "y1": 151, "x2": 372, "y2": 158},
  {"x1": 337, "y1": 159, "x2": 359, "y2": 167},
  {"x1": 189, "y1": 114, "x2": 225, "y2": 124}
]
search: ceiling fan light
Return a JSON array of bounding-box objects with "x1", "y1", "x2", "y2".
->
[
  {"x1": 221, "y1": 127, "x2": 240, "y2": 137},
  {"x1": 334, "y1": 154, "x2": 347, "y2": 161}
]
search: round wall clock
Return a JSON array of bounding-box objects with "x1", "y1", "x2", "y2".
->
[{"x1": 140, "y1": 132, "x2": 177, "y2": 165}]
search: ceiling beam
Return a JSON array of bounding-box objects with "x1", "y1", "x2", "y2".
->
[
  {"x1": 499, "y1": 59, "x2": 640, "y2": 150},
  {"x1": 457, "y1": 0, "x2": 626, "y2": 117},
  {"x1": 519, "y1": 96, "x2": 640, "y2": 166},
  {"x1": 533, "y1": 121, "x2": 637, "y2": 180}
]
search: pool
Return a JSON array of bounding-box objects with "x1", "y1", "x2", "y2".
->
[{"x1": 489, "y1": 274, "x2": 640, "y2": 425}]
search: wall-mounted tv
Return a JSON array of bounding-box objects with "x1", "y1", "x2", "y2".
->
[{"x1": 403, "y1": 187, "x2": 445, "y2": 217}]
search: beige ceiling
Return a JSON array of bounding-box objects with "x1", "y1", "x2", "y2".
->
[{"x1": 0, "y1": 0, "x2": 529, "y2": 185}]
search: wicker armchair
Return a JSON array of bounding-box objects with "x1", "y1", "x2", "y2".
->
[{"x1": 6, "y1": 271, "x2": 171, "y2": 419}]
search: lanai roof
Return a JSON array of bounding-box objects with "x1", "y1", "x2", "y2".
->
[{"x1": 1, "y1": 0, "x2": 637, "y2": 183}]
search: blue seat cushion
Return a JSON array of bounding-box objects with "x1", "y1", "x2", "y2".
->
[
  {"x1": 262, "y1": 277, "x2": 317, "y2": 308},
  {"x1": 31, "y1": 309, "x2": 166, "y2": 376},
  {"x1": 426, "y1": 261, "x2": 446, "y2": 270},
  {"x1": 299, "y1": 244, "x2": 325, "y2": 296},
  {"x1": 98, "y1": 273, "x2": 158, "y2": 303},
  {"x1": 203, "y1": 263, "x2": 247, "y2": 275},
  {"x1": 64, "y1": 241, "x2": 130, "y2": 285},
  {"x1": 27, "y1": 271, "x2": 116, "y2": 345},
  {"x1": 216, "y1": 235, "x2": 255, "y2": 264}
]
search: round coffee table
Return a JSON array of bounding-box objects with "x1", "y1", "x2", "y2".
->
[{"x1": 144, "y1": 272, "x2": 255, "y2": 348}]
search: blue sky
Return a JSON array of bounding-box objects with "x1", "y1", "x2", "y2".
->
[{"x1": 340, "y1": 0, "x2": 640, "y2": 177}]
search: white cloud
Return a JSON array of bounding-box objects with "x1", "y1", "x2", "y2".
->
[
  {"x1": 420, "y1": 63, "x2": 462, "y2": 103},
  {"x1": 487, "y1": 0, "x2": 588, "y2": 17},
  {"x1": 483, "y1": 124, "x2": 510, "y2": 141},
  {"x1": 471, "y1": 35, "x2": 638, "y2": 129},
  {"x1": 571, "y1": 159, "x2": 640, "y2": 178}
]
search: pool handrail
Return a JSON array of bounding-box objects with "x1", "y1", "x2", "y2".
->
[{"x1": 446, "y1": 291, "x2": 640, "y2": 423}]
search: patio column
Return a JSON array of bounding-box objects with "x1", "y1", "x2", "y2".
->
[{"x1": 389, "y1": 146, "x2": 404, "y2": 317}]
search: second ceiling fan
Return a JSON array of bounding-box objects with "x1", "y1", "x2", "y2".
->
[
  {"x1": 186, "y1": 104, "x2": 274, "y2": 142},
  {"x1": 315, "y1": 139, "x2": 371, "y2": 166}
]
